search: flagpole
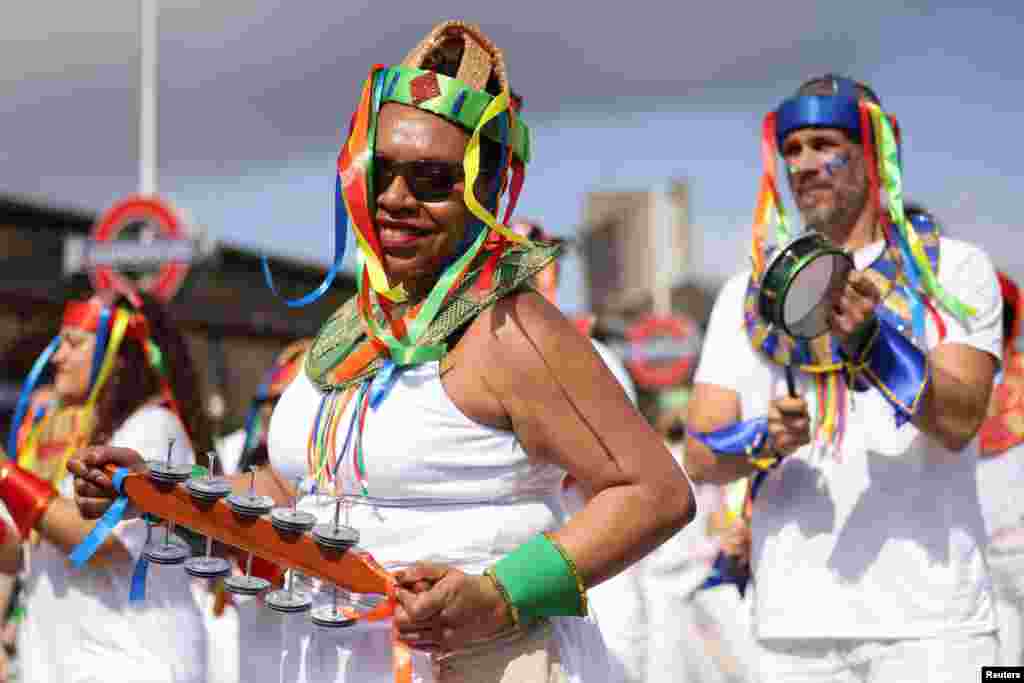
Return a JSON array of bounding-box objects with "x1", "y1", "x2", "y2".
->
[{"x1": 139, "y1": 0, "x2": 158, "y2": 196}]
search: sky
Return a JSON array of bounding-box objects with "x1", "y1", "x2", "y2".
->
[{"x1": 2, "y1": 1, "x2": 1022, "y2": 314}]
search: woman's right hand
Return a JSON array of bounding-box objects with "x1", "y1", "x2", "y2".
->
[{"x1": 66, "y1": 447, "x2": 146, "y2": 519}]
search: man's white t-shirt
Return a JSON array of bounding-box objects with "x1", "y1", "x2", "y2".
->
[
  {"x1": 695, "y1": 237, "x2": 1002, "y2": 640},
  {"x1": 18, "y1": 405, "x2": 208, "y2": 683}
]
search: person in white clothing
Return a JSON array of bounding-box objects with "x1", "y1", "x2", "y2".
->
[
  {"x1": 217, "y1": 339, "x2": 314, "y2": 477},
  {"x1": 71, "y1": 20, "x2": 695, "y2": 683},
  {"x1": 686, "y1": 75, "x2": 1002, "y2": 682},
  {"x1": 0, "y1": 290, "x2": 210, "y2": 683},
  {"x1": 203, "y1": 339, "x2": 313, "y2": 683},
  {"x1": 977, "y1": 270, "x2": 1024, "y2": 666},
  {"x1": 654, "y1": 394, "x2": 758, "y2": 683}
]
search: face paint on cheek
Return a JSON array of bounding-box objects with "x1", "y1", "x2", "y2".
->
[
  {"x1": 823, "y1": 153, "x2": 849, "y2": 177},
  {"x1": 788, "y1": 152, "x2": 850, "y2": 178}
]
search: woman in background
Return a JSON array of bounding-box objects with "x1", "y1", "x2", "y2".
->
[{"x1": 0, "y1": 289, "x2": 211, "y2": 683}]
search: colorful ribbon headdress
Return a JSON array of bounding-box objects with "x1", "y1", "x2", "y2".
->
[
  {"x1": 265, "y1": 21, "x2": 533, "y2": 367},
  {"x1": 746, "y1": 75, "x2": 977, "y2": 454},
  {"x1": 750, "y1": 74, "x2": 973, "y2": 325},
  {"x1": 6, "y1": 296, "x2": 180, "y2": 476}
]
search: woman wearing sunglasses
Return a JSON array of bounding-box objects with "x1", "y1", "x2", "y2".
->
[{"x1": 70, "y1": 20, "x2": 695, "y2": 683}]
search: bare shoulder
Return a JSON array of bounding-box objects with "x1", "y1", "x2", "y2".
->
[
  {"x1": 466, "y1": 291, "x2": 638, "y2": 428},
  {"x1": 438, "y1": 290, "x2": 572, "y2": 429},
  {"x1": 472, "y1": 289, "x2": 597, "y2": 376}
]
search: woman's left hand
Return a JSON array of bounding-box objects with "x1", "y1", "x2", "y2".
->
[{"x1": 392, "y1": 562, "x2": 512, "y2": 652}]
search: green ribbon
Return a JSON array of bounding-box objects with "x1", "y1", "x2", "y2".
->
[
  {"x1": 382, "y1": 65, "x2": 531, "y2": 164},
  {"x1": 872, "y1": 110, "x2": 974, "y2": 323},
  {"x1": 363, "y1": 225, "x2": 490, "y2": 366}
]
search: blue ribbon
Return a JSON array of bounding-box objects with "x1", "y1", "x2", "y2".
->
[
  {"x1": 330, "y1": 382, "x2": 365, "y2": 483},
  {"x1": 690, "y1": 417, "x2": 770, "y2": 457},
  {"x1": 129, "y1": 551, "x2": 149, "y2": 602},
  {"x1": 775, "y1": 94, "x2": 862, "y2": 148},
  {"x1": 698, "y1": 551, "x2": 751, "y2": 597},
  {"x1": 69, "y1": 468, "x2": 132, "y2": 569},
  {"x1": 6, "y1": 335, "x2": 61, "y2": 459},
  {"x1": 861, "y1": 317, "x2": 930, "y2": 428},
  {"x1": 368, "y1": 360, "x2": 406, "y2": 409},
  {"x1": 262, "y1": 173, "x2": 348, "y2": 308}
]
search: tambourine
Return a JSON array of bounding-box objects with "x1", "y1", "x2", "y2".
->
[{"x1": 758, "y1": 231, "x2": 854, "y2": 340}]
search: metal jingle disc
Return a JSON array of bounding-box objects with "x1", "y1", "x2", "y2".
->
[
  {"x1": 310, "y1": 605, "x2": 357, "y2": 628},
  {"x1": 265, "y1": 589, "x2": 313, "y2": 614},
  {"x1": 311, "y1": 539, "x2": 357, "y2": 553},
  {"x1": 226, "y1": 494, "x2": 275, "y2": 517},
  {"x1": 144, "y1": 541, "x2": 191, "y2": 565},
  {"x1": 312, "y1": 524, "x2": 360, "y2": 550},
  {"x1": 145, "y1": 460, "x2": 194, "y2": 483},
  {"x1": 270, "y1": 508, "x2": 317, "y2": 534},
  {"x1": 187, "y1": 491, "x2": 230, "y2": 506},
  {"x1": 146, "y1": 473, "x2": 190, "y2": 487},
  {"x1": 183, "y1": 556, "x2": 232, "y2": 579},
  {"x1": 223, "y1": 575, "x2": 272, "y2": 596},
  {"x1": 186, "y1": 478, "x2": 233, "y2": 501}
]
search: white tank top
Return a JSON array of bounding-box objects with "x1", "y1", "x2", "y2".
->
[{"x1": 268, "y1": 362, "x2": 566, "y2": 573}]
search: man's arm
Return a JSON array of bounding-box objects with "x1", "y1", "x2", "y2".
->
[
  {"x1": 684, "y1": 383, "x2": 759, "y2": 484},
  {"x1": 832, "y1": 244, "x2": 1002, "y2": 453},
  {"x1": 913, "y1": 343, "x2": 997, "y2": 452}
]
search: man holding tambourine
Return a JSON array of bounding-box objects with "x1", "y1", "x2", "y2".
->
[{"x1": 685, "y1": 75, "x2": 1002, "y2": 681}]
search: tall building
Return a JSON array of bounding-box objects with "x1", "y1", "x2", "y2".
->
[{"x1": 579, "y1": 180, "x2": 712, "y2": 322}]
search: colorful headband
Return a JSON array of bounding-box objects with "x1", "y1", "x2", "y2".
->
[
  {"x1": 6, "y1": 297, "x2": 174, "y2": 462},
  {"x1": 63, "y1": 299, "x2": 151, "y2": 347},
  {"x1": 749, "y1": 76, "x2": 972, "y2": 326},
  {"x1": 266, "y1": 21, "x2": 536, "y2": 368}
]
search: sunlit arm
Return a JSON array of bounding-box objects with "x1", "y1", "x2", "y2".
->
[
  {"x1": 913, "y1": 342, "x2": 997, "y2": 452},
  {"x1": 481, "y1": 293, "x2": 696, "y2": 587},
  {"x1": 683, "y1": 383, "x2": 760, "y2": 485},
  {"x1": 36, "y1": 497, "x2": 132, "y2": 566}
]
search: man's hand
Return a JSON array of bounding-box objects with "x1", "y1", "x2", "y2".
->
[
  {"x1": 720, "y1": 520, "x2": 752, "y2": 570},
  {"x1": 829, "y1": 270, "x2": 883, "y2": 359},
  {"x1": 767, "y1": 396, "x2": 811, "y2": 457},
  {"x1": 66, "y1": 447, "x2": 146, "y2": 519}
]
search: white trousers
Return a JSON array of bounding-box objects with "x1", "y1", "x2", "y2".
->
[
  {"x1": 757, "y1": 633, "x2": 998, "y2": 682},
  {"x1": 988, "y1": 539, "x2": 1024, "y2": 666}
]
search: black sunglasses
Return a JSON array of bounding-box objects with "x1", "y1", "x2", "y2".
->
[{"x1": 374, "y1": 158, "x2": 465, "y2": 203}]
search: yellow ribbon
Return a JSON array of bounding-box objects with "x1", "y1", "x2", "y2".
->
[
  {"x1": 19, "y1": 310, "x2": 130, "y2": 485},
  {"x1": 462, "y1": 89, "x2": 529, "y2": 245}
]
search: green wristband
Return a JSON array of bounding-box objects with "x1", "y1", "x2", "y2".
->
[{"x1": 490, "y1": 533, "x2": 586, "y2": 622}]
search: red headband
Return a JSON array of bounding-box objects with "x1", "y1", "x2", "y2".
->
[{"x1": 62, "y1": 298, "x2": 150, "y2": 344}]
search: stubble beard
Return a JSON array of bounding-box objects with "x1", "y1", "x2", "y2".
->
[{"x1": 800, "y1": 166, "x2": 870, "y2": 243}]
